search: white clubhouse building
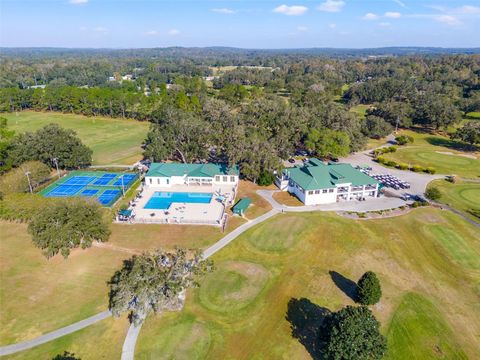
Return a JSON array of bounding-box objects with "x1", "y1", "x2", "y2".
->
[
  {"x1": 145, "y1": 163, "x2": 239, "y2": 188},
  {"x1": 276, "y1": 158, "x2": 379, "y2": 205}
]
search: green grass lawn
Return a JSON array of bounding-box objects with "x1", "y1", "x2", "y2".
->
[
  {"x1": 386, "y1": 292, "x2": 468, "y2": 360},
  {"x1": 383, "y1": 129, "x2": 480, "y2": 178},
  {"x1": 4, "y1": 208, "x2": 480, "y2": 359},
  {"x1": 3, "y1": 111, "x2": 149, "y2": 165},
  {"x1": 134, "y1": 209, "x2": 480, "y2": 360},
  {"x1": 429, "y1": 179, "x2": 480, "y2": 222},
  {"x1": 349, "y1": 104, "x2": 370, "y2": 119},
  {"x1": 466, "y1": 111, "x2": 480, "y2": 119}
]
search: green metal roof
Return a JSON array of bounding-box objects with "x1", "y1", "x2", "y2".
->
[
  {"x1": 283, "y1": 160, "x2": 378, "y2": 191},
  {"x1": 233, "y1": 198, "x2": 252, "y2": 214},
  {"x1": 146, "y1": 163, "x2": 239, "y2": 178}
]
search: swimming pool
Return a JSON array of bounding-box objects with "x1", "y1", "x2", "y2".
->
[{"x1": 144, "y1": 192, "x2": 213, "y2": 210}]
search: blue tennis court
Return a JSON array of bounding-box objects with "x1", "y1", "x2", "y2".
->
[{"x1": 41, "y1": 171, "x2": 138, "y2": 207}]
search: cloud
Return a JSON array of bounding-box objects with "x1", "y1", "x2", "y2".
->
[
  {"x1": 379, "y1": 22, "x2": 391, "y2": 27},
  {"x1": 168, "y1": 29, "x2": 180, "y2": 36},
  {"x1": 434, "y1": 15, "x2": 461, "y2": 26},
  {"x1": 393, "y1": 0, "x2": 406, "y2": 8},
  {"x1": 69, "y1": 0, "x2": 88, "y2": 4},
  {"x1": 273, "y1": 5, "x2": 308, "y2": 16},
  {"x1": 456, "y1": 5, "x2": 480, "y2": 15},
  {"x1": 94, "y1": 26, "x2": 108, "y2": 33},
  {"x1": 144, "y1": 30, "x2": 159, "y2": 36},
  {"x1": 329, "y1": 23, "x2": 337, "y2": 29},
  {"x1": 363, "y1": 13, "x2": 379, "y2": 20},
  {"x1": 211, "y1": 8, "x2": 236, "y2": 14},
  {"x1": 317, "y1": 0, "x2": 345, "y2": 13},
  {"x1": 385, "y1": 11, "x2": 401, "y2": 18},
  {"x1": 297, "y1": 26, "x2": 308, "y2": 31}
]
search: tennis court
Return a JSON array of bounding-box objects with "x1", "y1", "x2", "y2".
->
[{"x1": 40, "y1": 171, "x2": 138, "y2": 207}]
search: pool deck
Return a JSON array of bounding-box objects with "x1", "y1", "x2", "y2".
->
[{"x1": 125, "y1": 184, "x2": 237, "y2": 226}]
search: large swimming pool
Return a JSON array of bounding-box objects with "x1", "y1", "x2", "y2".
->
[{"x1": 144, "y1": 191, "x2": 213, "y2": 210}]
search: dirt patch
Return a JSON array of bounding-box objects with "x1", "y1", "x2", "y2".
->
[{"x1": 272, "y1": 191, "x2": 304, "y2": 207}]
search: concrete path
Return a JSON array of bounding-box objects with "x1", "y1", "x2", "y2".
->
[
  {"x1": 0, "y1": 311, "x2": 112, "y2": 357},
  {"x1": 121, "y1": 323, "x2": 143, "y2": 360}
]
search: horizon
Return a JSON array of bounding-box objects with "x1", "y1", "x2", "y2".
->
[{"x1": 1, "y1": 0, "x2": 480, "y2": 48}]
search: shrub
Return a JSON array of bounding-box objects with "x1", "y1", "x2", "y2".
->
[
  {"x1": 411, "y1": 165, "x2": 423, "y2": 172},
  {"x1": 397, "y1": 163, "x2": 409, "y2": 170},
  {"x1": 258, "y1": 170, "x2": 275, "y2": 186},
  {"x1": 446, "y1": 175, "x2": 457, "y2": 183},
  {"x1": 375, "y1": 156, "x2": 386, "y2": 164},
  {"x1": 357, "y1": 271, "x2": 382, "y2": 305},
  {"x1": 395, "y1": 135, "x2": 414, "y2": 145},
  {"x1": 424, "y1": 167, "x2": 436, "y2": 174},
  {"x1": 385, "y1": 160, "x2": 397, "y2": 167},
  {"x1": 425, "y1": 187, "x2": 441, "y2": 201}
]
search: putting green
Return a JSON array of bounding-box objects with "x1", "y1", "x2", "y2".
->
[
  {"x1": 425, "y1": 225, "x2": 480, "y2": 269},
  {"x1": 457, "y1": 188, "x2": 480, "y2": 207},
  {"x1": 136, "y1": 313, "x2": 211, "y2": 360},
  {"x1": 198, "y1": 261, "x2": 270, "y2": 313},
  {"x1": 386, "y1": 292, "x2": 468, "y2": 360},
  {"x1": 415, "y1": 151, "x2": 474, "y2": 167}
]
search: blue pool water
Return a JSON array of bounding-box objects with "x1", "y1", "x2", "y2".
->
[{"x1": 144, "y1": 192, "x2": 213, "y2": 210}]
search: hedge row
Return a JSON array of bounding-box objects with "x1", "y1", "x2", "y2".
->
[
  {"x1": 372, "y1": 146, "x2": 397, "y2": 157},
  {"x1": 375, "y1": 156, "x2": 436, "y2": 174}
]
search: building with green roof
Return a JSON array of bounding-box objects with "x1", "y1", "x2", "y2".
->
[
  {"x1": 145, "y1": 162, "x2": 239, "y2": 188},
  {"x1": 276, "y1": 159, "x2": 379, "y2": 205}
]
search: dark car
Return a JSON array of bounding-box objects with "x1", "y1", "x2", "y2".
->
[{"x1": 288, "y1": 158, "x2": 296, "y2": 163}]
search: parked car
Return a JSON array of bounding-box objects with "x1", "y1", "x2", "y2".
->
[{"x1": 288, "y1": 158, "x2": 296, "y2": 163}]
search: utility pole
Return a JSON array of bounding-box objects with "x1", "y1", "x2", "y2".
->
[
  {"x1": 25, "y1": 171, "x2": 33, "y2": 193},
  {"x1": 121, "y1": 174, "x2": 125, "y2": 197},
  {"x1": 52, "y1": 157, "x2": 60, "y2": 179}
]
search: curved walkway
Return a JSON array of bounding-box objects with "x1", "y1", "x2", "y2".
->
[{"x1": 0, "y1": 311, "x2": 112, "y2": 357}]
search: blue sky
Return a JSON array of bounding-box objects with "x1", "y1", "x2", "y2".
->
[{"x1": 1, "y1": 0, "x2": 479, "y2": 48}]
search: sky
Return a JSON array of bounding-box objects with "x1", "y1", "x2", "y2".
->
[{"x1": 0, "y1": 0, "x2": 479, "y2": 48}]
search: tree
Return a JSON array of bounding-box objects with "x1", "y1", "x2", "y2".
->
[
  {"x1": 452, "y1": 121, "x2": 480, "y2": 145},
  {"x1": 9, "y1": 124, "x2": 92, "y2": 169},
  {"x1": 361, "y1": 115, "x2": 393, "y2": 139},
  {"x1": 304, "y1": 128, "x2": 350, "y2": 159},
  {"x1": 28, "y1": 198, "x2": 110, "y2": 258},
  {"x1": 357, "y1": 271, "x2": 382, "y2": 305},
  {"x1": 258, "y1": 170, "x2": 275, "y2": 186},
  {"x1": 323, "y1": 306, "x2": 387, "y2": 360},
  {"x1": 413, "y1": 94, "x2": 461, "y2": 129},
  {"x1": 367, "y1": 101, "x2": 413, "y2": 129},
  {"x1": 425, "y1": 186, "x2": 441, "y2": 201},
  {"x1": 108, "y1": 248, "x2": 213, "y2": 325},
  {"x1": 0, "y1": 117, "x2": 15, "y2": 173}
]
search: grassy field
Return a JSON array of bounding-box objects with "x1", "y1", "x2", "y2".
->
[
  {"x1": 383, "y1": 129, "x2": 480, "y2": 178},
  {"x1": 349, "y1": 104, "x2": 370, "y2": 119},
  {"x1": 272, "y1": 191, "x2": 303, "y2": 206},
  {"x1": 466, "y1": 111, "x2": 480, "y2": 119},
  {"x1": 133, "y1": 208, "x2": 480, "y2": 360},
  {"x1": 429, "y1": 179, "x2": 480, "y2": 222},
  {"x1": 3, "y1": 111, "x2": 149, "y2": 165}
]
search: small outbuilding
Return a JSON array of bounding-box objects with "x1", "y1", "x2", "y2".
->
[{"x1": 232, "y1": 198, "x2": 252, "y2": 216}]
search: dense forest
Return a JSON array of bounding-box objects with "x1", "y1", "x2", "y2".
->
[{"x1": 0, "y1": 48, "x2": 479, "y2": 180}]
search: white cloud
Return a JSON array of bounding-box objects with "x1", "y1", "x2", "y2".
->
[
  {"x1": 297, "y1": 26, "x2": 308, "y2": 31},
  {"x1": 434, "y1": 15, "x2": 461, "y2": 26},
  {"x1": 379, "y1": 22, "x2": 391, "y2": 27},
  {"x1": 94, "y1": 26, "x2": 108, "y2": 33},
  {"x1": 273, "y1": 5, "x2": 308, "y2": 16},
  {"x1": 168, "y1": 29, "x2": 180, "y2": 36},
  {"x1": 329, "y1": 23, "x2": 337, "y2": 29},
  {"x1": 385, "y1": 11, "x2": 401, "y2": 18},
  {"x1": 393, "y1": 0, "x2": 406, "y2": 8},
  {"x1": 211, "y1": 8, "x2": 236, "y2": 14},
  {"x1": 456, "y1": 5, "x2": 480, "y2": 15},
  {"x1": 317, "y1": 0, "x2": 345, "y2": 13},
  {"x1": 363, "y1": 13, "x2": 379, "y2": 20},
  {"x1": 144, "y1": 30, "x2": 159, "y2": 36},
  {"x1": 69, "y1": 0, "x2": 88, "y2": 4}
]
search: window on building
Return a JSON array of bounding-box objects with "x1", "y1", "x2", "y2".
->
[
  {"x1": 157, "y1": 179, "x2": 160, "y2": 184},
  {"x1": 230, "y1": 176, "x2": 235, "y2": 182},
  {"x1": 215, "y1": 175, "x2": 220, "y2": 182},
  {"x1": 322, "y1": 189, "x2": 327, "y2": 194},
  {"x1": 308, "y1": 191, "x2": 313, "y2": 195},
  {"x1": 223, "y1": 176, "x2": 227, "y2": 182},
  {"x1": 315, "y1": 190, "x2": 320, "y2": 194},
  {"x1": 149, "y1": 178, "x2": 152, "y2": 184},
  {"x1": 166, "y1": 179, "x2": 169, "y2": 185},
  {"x1": 329, "y1": 189, "x2": 334, "y2": 193}
]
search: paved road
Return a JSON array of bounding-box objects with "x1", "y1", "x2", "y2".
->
[
  {"x1": 121, "y1": 324, "x2": 142, "y2": 360},
  {"x1": 0, "y1": 311, "x2": 112, "y2": 357}
]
